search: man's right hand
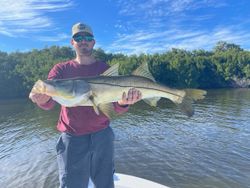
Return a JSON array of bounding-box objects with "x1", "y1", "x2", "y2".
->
[{"x1": 29, "y1": 93, "x2": 51, "y2": 105}]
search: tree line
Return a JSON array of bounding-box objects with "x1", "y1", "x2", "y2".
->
[{"x1": 0, "y1": 41, "x2": 250, "y2": 99}]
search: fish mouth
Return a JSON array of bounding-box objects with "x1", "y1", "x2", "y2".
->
[
  {"x1": 31, "y1": 80, "x2": 46, "y2": 94},
  {"x1": 31, "y1": 80, "x2": 60, "y2": 97}
]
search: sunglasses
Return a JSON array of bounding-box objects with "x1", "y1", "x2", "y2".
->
[{"x1": 73, "y1": 35, "x2": 94, "y2": 42}]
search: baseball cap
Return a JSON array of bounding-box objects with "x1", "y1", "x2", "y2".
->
[{"x1": 72, "y1": 22, "x2": 93, "y2": 37}]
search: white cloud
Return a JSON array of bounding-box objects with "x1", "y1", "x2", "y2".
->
[
  {"x1": 111, "y1": 0, "x2": 229, "y2": 40},
  {"x1": 36, "y1": 33, "x2": 70, "y2": 42},
  {"x1": 106, "y1": 26, "x2": 250, "y2": 54},
  {"x1": 116, "y1": 0, "x2": 226, "y2": 17},
  {"x1": 104, "y1": 0, "x2": 250, "y2": 54},
  {"x1": 0, "y1": 0, "x2": 73, "y2": 37}
]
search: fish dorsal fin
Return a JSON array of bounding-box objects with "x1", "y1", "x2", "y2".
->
[
  {"x1": 101, "y1": 63, "x2": 119, "y2": 76},
  {"x1": 132, "y1": 63, "x2": 156, "y2": 82}
]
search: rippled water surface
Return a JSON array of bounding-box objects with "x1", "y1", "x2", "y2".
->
[{"x1": 0, "y1": 89, "x2": 250, "y2": 188}]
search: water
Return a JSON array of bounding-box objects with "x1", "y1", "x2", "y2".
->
[{"x1": 0, "y1": 89, "x2": 250, "y2": 188}]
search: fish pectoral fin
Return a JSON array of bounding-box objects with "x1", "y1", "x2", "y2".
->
[
  {"x1": 93, "y1": 106, "x2": 100, "y2": 115},
  {"x1": 143, "y1": 97, "x2": 161, "y2": 107},
  {"x1": 89, "y1": 95, "x2": 100, "y2": 115},
  {"x1": 98, "y1": 103, "x2": 117, "y2": 119}
]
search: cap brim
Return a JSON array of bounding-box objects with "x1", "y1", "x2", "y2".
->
[{"x1": 72, "y1": 32, "x2": 94, "y2": 37}]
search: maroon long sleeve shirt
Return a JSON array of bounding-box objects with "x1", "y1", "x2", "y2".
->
[{"x1": 38, "y1": 60, "x2": 128, "y2": 135}]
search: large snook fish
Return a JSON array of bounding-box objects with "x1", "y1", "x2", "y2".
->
[{"x1": 30, "y1": 63, "x2": 206, "y2": 118}]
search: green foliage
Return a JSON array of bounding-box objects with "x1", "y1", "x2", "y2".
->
[
  {"x1": 0, "y1": 41, "x2": 250, "y2": 99},
  {"x1": 0, "y1": 46, "x2": 74, "y2": 99},
  {"x1": 93, "y1": 48, "x2": 113, "y2": 62},
  {"x1": 243, "y1": 64, "x2": 250, "y2": 78},
  {"x1": 213, "y1": 41, "x2": 243, "y2": 52}
]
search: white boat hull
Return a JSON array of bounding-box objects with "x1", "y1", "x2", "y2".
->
[{"x1": 88, "y1": 173, "x2": 170, "y2": 188}]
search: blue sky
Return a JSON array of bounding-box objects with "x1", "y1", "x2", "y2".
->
[{"x1": 0, "y1": 0, "x2": 250, "y2": 54}]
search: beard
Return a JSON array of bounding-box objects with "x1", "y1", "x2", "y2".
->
[{"x1": 76, "y1": 44, "x2": 93, "y2": 56}]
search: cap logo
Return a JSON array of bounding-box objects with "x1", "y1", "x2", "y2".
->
[{"x1": 78, "y1": 24, "x2": 86, "y2": 30}]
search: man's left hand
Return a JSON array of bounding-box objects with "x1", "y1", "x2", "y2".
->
[{"x1": 118, "y1": 88, "x2": 142, "y2": 106}]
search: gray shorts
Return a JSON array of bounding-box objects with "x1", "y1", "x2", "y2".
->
[{"x1": 56, "y1": 126, "x2": 115, "y2": 188}]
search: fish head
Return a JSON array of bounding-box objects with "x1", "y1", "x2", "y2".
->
[
  {"x1": 31, "y1": 80, "x2": 56, "y2": 95},
  {"x1": 31, "y1": 79, "x2": 91, "y2": 100}
]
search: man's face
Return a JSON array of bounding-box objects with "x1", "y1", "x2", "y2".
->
[{"x1": 71, "y1": 32, "x2": 95, "y2": 56}]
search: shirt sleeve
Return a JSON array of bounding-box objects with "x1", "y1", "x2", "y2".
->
[
  {"x1": 36, "y1": 64, "x2": 63, "y2": 110},
  {"x1": 113, "y1": 102, "x2": 129, "y2": 114}
]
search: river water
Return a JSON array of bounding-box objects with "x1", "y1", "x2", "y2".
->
[{"x1": 0, "y1": 89, "x2": 250, "y2": 188}]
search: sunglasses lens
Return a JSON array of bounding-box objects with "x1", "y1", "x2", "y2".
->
[
  {"x1": 73, "y1": 35, "x2": 83, "y2": 42},
  {"x1": 73, "y1": 35, "x2": 94, "y2": 42},
  {"x1": 85, "y1": 36, "x2": 94, "y2": 41}
]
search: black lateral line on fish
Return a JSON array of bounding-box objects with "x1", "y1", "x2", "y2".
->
[{"x1": 88, "y1": 82, "x2": 184, "y2": 98}]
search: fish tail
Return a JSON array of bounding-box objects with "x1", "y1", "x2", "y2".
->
[
  {"x1": 184, "y1": 89, "x2": 207, "y2": 101},
  {"x1": 178, "y1": 89, "x2": 207, "y2": 117}
]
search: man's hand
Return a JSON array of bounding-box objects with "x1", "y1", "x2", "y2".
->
[
  {"x1": 29, "y1": 92, "x2": 51, "y2": 105},
  {"x1": 118, "y1": 88, "x2": 142, "y2": 106}
]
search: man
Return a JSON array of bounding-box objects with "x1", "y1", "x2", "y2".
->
[{"x1": 29, "y1": 22, "x2": 142, "y2": 188}]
